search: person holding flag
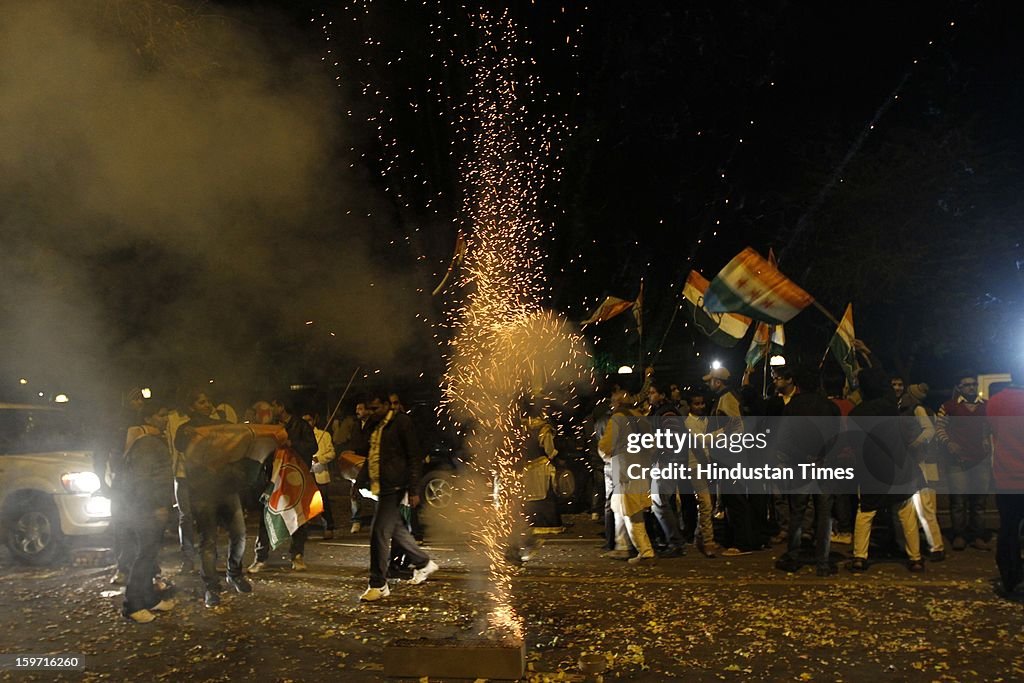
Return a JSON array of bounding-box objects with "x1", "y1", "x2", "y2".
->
[
  {"x1": 357, "y1": 389, "x2": 438, "y2": 601},
  {"x1": 251, "y1": 397, "x2": 319, "y2": 572}
]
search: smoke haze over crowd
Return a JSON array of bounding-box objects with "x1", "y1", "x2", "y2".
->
[{"x1": 0, "y1": 0, "x2": 425, "y2": 402}]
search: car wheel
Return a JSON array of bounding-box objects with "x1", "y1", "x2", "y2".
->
[
  {"x1": 420, "y1": 471, "x2": 456, "y2": 509},
  {"x1": 5, "y1": 500, "x2": 65, "y2": 566}
]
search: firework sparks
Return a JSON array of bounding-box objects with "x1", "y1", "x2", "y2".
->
[
  {"x1": 321, "y1": 1, "x2": 592, "y2": 641},
  {"x1": 439, "y1": 9, "x2": 593, "y2": 640}
]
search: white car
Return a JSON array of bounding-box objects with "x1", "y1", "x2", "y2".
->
[{"x1": 0, "y1": 403, "x2": 111, "y2": 565}]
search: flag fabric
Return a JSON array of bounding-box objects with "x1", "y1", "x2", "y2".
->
[
  {"x1": 829, "y1": 303, "x2": 857, "y2": 385},
  {"x1": 633, "y1": 281, "x2": 644, "y2": 337},
  {"x1": 745, "y1": 322, "x2": 785, "y2": 369},
  {"x1": 703, "y1": 247, "x2": 814, "y2": 324},
  {"x1": 581, "y1": 296, "x2": 634, "y2": 326},
  {"x1": 264, "y1": 447, "x2": 324, "y2": 549},
  {"x1": 184, "y1": 424, "x2": 288, "y2": 472},
  {"x1": 682, "y1": 270, "x2": 752, "y2": 347}
]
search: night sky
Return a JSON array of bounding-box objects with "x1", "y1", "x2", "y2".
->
[{"x1": 2, "y1": 0, "x2": 1022, "y2": 409}]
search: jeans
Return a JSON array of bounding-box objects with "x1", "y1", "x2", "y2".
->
[
  {"x1": 192, "y1": 492, "x2": 246, "y2": 590},
  {"x1": 784, "y1": 492, "x2": 833, "y2": 569},
  {"x1": 369, "y1": 492, "x2": 430, "y2": 588},
  {"x1": 651, "y1": 476, "x2": 687, "y2": 550},
  {"x1": 948, "y1": 459, "x2": 992, "y2": 541},
  {"x1": 174, "y1": 477, "x2": 197, "y2": 561},
  {"x1": 123, "y1": 512, "x2": 165, "y2": 615},
  {"x1": 996, "y1": 494, "x2": 1024, "y2": 592}
]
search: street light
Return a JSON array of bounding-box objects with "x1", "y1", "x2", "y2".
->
[
  {"x1": 617, "y1": 365, "x2": 633, "y2": 374},
  {"x1": 18, "y1": 378, "x2": 28, "y2": 385},
  {"x1": 770, "y1": 355, "x2": 787, "y2": 367},
  {"x1": 711, "y1": 360, "x2": 722, "y2": 370},
  {"x1": 54, "y1": 394, "x2": 69, "y2": 403},
  {"x1": 141, "y1": 387, "x2": 152, "y2": 399}
]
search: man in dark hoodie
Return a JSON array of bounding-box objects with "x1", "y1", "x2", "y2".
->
[
  {"x1": 848, "y1": 367, "x2": 924, "y2": 572},
  {"x1": 772, "y1": 367, "x2": 841, "y2": 576},
  {"x1": 118, "y1": 400, "x2": 176, "y2": 623}
]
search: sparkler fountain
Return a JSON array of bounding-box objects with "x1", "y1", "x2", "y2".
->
[{"x1": 385, "y1": 7, "x2": 593, "y2": 680}]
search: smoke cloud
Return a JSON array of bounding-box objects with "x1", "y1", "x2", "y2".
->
[{"x1": 0, "y1": 0, "x2": 424, "y2": 403}]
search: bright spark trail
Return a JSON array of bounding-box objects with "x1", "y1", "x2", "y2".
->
[
  {"x1": 439, "y1": 9, "x2": 592, "y2": 639},
  {"x1": 320, "y1": 1, "x2": 593, "y2": 639}
]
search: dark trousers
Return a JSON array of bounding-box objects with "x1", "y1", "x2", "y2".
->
[
  {"x1": 111, "y1": 489, "x2": 133, "y2": 573},
  {"x1": 174, "y1": 478, "x2": 196, "y2": 560},
  {"x1": 316, "y1": 482, "x2": 335, "y2": 531},
  {"x1": 255, "y1": 514, "x2": 308, "y2": 561},
  {"x1": 369, "y1": 492, "x2": 429, "y2": 588},
  {"x1": 123, "y1": 513, "x2": 164, "y2": 615},
  {"x1": 832, "y1": 493, "x2": 855, "y2": 534},
  {"x1": 723, "y1": 492, "x2": 770, "y2": 551},
  {"x1": 784, "y1": 492, "x2": 834, "y2": 569},
  {"x1": 996, "y1": 494, "x2": 1024, "y2": 592},
  {"x1": 192, "y1": 492, "x2": 246, "y2": 590}
]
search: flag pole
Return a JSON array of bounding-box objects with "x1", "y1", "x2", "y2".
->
[
  {"x1": 812, "y1": 300, "x2": 842, "y2": 328},
  {"x1": 325, "y1": 366, "x2": 361, "y2": 431},
  {"x1": 761, "y1": 326, "x2": 772, "y2": 398}
]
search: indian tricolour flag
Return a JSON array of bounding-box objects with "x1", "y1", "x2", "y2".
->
[
  {"x1": 264, "y1": 447, "x2": 324, "y2": 549},
  {"x1": 828, "y1": 303, "x2": 857, "y2": 385},
  {"x1": 581, "y1": 296, "x2": 635, "y2": 326},
  {"x1": 703, "y1": 247, "x2": 814, "y2": 324},
  {"x1": 682, "y1": 271, "x2": 752, "y2": 347},
  {"x1": 745, "y1": 321, "x2": 785, "y2": 369}
]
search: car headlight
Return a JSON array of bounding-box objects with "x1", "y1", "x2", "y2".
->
[
  {"x1": 85, "y1": 495, "x2": 111, "y2": 518},
  {"x1": 61, "y1": 471, "x2": 102, "y2": 494}
]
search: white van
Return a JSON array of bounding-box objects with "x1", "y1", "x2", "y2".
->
[{"x1": 0, "y1": 403, "x2": 111, "y2": 565}]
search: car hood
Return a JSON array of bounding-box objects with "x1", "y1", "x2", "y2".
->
[{"x1": 1, "y1": 451, "x2": 95, "y2": 468}]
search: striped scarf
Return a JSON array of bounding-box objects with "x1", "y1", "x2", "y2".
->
[{"x1": 367, "y1": 410, "x2": 394, "y2": 495}]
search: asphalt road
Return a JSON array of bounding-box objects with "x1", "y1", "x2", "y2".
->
[{"x1": 0, "y1": 512, "x2": 1021, "y2": 682}]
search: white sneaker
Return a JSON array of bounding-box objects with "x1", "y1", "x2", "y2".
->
[
  {"x1": 248, "y1": 560, "x2": 267, "y2": 574},
  {"x1": 359, "y1": 584, "x2": 390, "y2": 601},
  {"x1": 150, "y1": 599, "x2": 176, "y2": 612},
  {"x1": 350, "y1": 522, "x2": 362, "y2": 534},
  {"x1": 408, "y1": 560, "x2": 439, "y2": 585}
]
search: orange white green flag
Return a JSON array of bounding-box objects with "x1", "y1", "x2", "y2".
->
[
  {"x1": 264, "y1": 447, "x2": 324, "y2": 549},
  {"x1": 828, "y1": 303, "x2": 857, "y2": 385},
  {"x1": 682, "y1": 270, "x2": 752, "y2": 347},
  {"x1": 581, "y1": 296, "x2": 634, "y2": 326},
  {"x1": 703, "y1": 247, "x2": 814, "y2": 324}
]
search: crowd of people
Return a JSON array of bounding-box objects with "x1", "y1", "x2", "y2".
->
[
  {"x1": 587, "y1": 348, "x2": 1024, "y2": 594},
  {"x1": 104, "y1": 388, "x2": 437, "y2": 623},
  {"x1": 102, "y1": 345, "x2": 1024, "y2": 622}
]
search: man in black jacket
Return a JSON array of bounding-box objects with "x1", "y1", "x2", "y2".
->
[
  {"x1": 358, "y1": 390, "x2": 437, "y2": 601},
  {"x1": 251, "y1": 397, "x2": 319, "y2": 572},
  {"x1": 772, "y1": 367, "x2": 841, "y2": 576},
  {"x1": 119, "y1": 401, "x2": 176, "y2": 622},
  {"x1": 848, "y1": 367, "x2": 924, "y2": 572}
]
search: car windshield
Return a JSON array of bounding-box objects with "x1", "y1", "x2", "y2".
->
[{"x1": 0, "y1": 408, "x2": 83, "y2": 455}]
